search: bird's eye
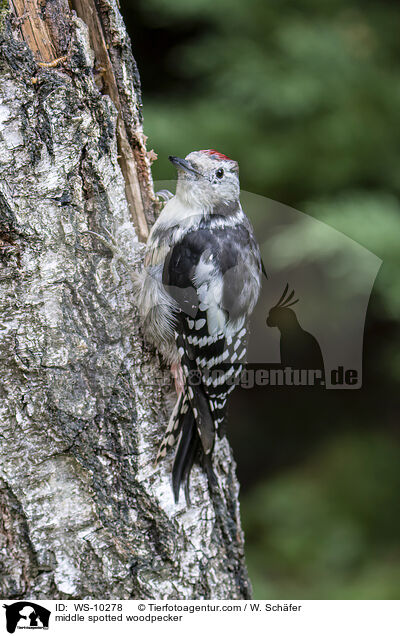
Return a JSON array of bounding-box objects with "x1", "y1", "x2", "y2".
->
[{"x1": 216, "y1": 168, "x2": 224, "y2": 179}]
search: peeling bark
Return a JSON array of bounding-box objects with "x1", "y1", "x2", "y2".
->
[{"x1": 0, "y1": 0, "x2": 252, "y2": 599}]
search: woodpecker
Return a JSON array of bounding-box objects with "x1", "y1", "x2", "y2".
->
[{"x1": 137, "y1": 150, "x2": 262, "y2": 503}]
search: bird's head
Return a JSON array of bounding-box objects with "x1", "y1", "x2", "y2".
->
[
  {"x1": 266, "y1": 284, "x2": 299, "y2": 329},
  {"x1": 266, "y1": 306, "x2": 297, "y2": 328},
  {"x1": 169, "y1": 150, "x2": 240, "y2": 209}
]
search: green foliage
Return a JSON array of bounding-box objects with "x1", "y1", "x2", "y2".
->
[
  {"x1": 0, "y1": 0, "x2": 9, "y2": 31},
  {"x1": 242, "y1": 433, "x2": 400, "y2": 599},
  {"x1": 143, "y1": 0, "x2": 400, "y2": 201},
  {"x1": 305, "y1": 192, "x2": 400, "y2": 319}
]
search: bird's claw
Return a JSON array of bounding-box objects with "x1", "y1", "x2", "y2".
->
[
  {"x1": 171, "y1": 362, "x2": 184, "y2": 395},
  {"x1": 155, "y1": 189, "x2": 174, "y2": 202}
]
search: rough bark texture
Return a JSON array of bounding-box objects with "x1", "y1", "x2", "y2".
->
[{"x1": 0, "y1": 0, "x2": 252, "y2": 599}]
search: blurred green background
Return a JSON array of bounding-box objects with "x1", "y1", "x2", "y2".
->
[{"x1": 120, "y1": 0, "x2": 400, "y2": 598}]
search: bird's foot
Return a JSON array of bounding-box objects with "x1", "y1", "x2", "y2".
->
[
  {"x1": 171, "y1": 361, "x2": 184, "y2": 395},
  {"x1": 155, "y1": 189, "x2": 174, "y2": 202}
]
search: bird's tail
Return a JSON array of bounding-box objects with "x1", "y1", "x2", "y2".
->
[
  {"x1": 155, "y1": 387, "x2": 218, "y2": 504},
  {"x1": 154, "y1": 392, "x2": 188, "y2": 465},
  {"x1": 172, "y1": 408, "x2": 217, "y2": 505},
  {"x1": 172, "y1": 410, "x2": 198, "y2": 505}
]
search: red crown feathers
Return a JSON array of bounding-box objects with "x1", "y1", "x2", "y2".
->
[{"x1": 200, "y1": 149, "x2": 232, "y2": 161}]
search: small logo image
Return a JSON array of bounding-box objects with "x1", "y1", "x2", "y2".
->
[
  {"x1": 3, "y1": 602, "x2": 51, "y2": 634},
  {"x1": 266, "y1": 283, "x2": 325, "y2": 376}
]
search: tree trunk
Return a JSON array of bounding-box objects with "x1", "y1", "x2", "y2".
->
[{"x1": 0, "y1": 0, "x2": 252, "y2": 599}]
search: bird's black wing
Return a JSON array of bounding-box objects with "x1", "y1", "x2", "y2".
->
[{"x1": 159, "y1": 221, "x2": 260, "y2": 502}]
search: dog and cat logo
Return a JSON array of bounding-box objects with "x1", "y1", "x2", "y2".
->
[{"x1": 2, "y1": 602, "x2": 50, "y2": 633}]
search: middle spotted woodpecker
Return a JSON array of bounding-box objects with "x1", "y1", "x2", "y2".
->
[{"x1": 137, "y1": 150, "x2": 262, "y2": 503}]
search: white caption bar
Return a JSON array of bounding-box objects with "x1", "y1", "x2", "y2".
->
[{"x1": 1, "y1": 600, "x2": 399, "y2": 636}]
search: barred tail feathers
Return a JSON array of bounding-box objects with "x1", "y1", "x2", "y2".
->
[
  {"x1": 176, "y1": 333, "x2": 216, "y2": 456},
  {"x1": 172, "y1": 410, "x2": 198, "y2": 504},
  {"x1": 172, "y1": 409, "x2": 217, "y2": 505},
  {"x1": 155, "y1": 392, "x2": 188, "y2": 466},
  {"x1": 157, "y1": 324, "x2": 246, "y2": 502}
]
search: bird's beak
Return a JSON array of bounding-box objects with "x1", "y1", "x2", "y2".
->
[{"x1": 169, "y1": 156, "x2": 202, "y2": 177}]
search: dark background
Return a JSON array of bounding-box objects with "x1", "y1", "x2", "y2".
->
[{"x1": 120, "y1": 0, "x2": 400, "y2": 598}]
